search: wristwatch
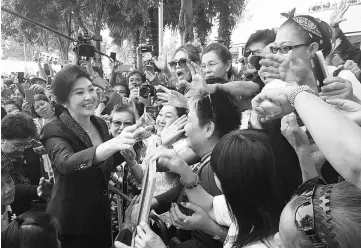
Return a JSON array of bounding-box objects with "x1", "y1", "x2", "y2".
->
[{"x1": 288, "y1": 85, "x2": 316, "y2": 107}]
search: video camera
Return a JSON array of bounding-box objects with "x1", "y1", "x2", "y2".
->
[{"x1": 73, "y1": 29, "x2": 102, "y2": 61}]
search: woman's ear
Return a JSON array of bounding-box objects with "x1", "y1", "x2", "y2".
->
[
  {"x1": 308, "y1": 42, "x2": 319, "y2": 55},
  {"x1": 205, "y1": 121, "x2": 216, "y2": 139}
]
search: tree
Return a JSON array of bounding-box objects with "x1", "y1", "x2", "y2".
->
[{"x1": 179, "y1": 0, "x2": 193, "y2": 45}]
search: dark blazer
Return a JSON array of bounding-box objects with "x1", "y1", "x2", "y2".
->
[{"x1": 40, "y1": 110, "x2": 123, "y2": 235}]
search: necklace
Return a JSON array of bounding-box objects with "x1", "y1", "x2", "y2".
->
[{"x1": 83, "y1": 124, "x2": 92, "y2": 134}]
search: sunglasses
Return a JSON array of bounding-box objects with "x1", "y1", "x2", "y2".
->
[
  {"x1": 269, "y1": 44, "x2": 309, "y2": 54},
  {"x1": 169, "y1": 58, "x2": 187, "y2": 68},
  {"x1": 244, "y1": 49, "x2": 262, "y2": 58},
  {"x1": 293, "y1": 177, "x2": 327, "y2": 248}
]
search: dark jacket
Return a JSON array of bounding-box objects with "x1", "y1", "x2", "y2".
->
[{"x1": 40, "y1": 110, "x2": 123, "y2": 235}]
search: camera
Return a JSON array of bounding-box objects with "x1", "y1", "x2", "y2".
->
[
  {"x1": 73, "y1": 30, "x2": 102, "y2": 60},
  {"x1": 139, "y1": 85, "x2": 156, "y2": 98},
  {"x1": 140, "y1": 45, "x2": 154, "y2": 53}
]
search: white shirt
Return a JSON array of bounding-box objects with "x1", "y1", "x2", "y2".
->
[{"x1": 213, "y1": 195, "x2": 276, "y2": 248}]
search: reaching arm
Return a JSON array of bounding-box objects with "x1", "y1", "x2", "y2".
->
[
  {"x1": 294, "y1": 92, "x2": 361, "y2": 189},
  {"x1": 37, "y1": 62, "x2": 47, "y2": 81},
  {"x1": 216, "y1": 80, "x2": 260, "y2": 97}
]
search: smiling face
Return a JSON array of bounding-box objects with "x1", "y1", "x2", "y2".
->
[
  {"x1": 1, "y1": 172, "x2": 15, "y2": 207},
  {"x1": 110, "y1": 111, "x2": 135, "y2": 137},
  {"x1": 155, "y1": 105, "x2": 179, "y2": 135},
  {"x1": 201, "y1": 51, "x2": 230, "y2": 80},
  {"x1": 173, "y1": 50, "x2": 191, "y2": 81},
  {"x1": 65, "y1": 77, "x2": 97, "y2": 119},
  {"x1": 1, "y1": 137, "x2": 31, "y2": 158},
  {"x1": 4, "y1": 104, "x2": 20, "y2": 115},
  {"x1": 129, "y1": 73, "x2": 143, "y2": 89},
  {"x1": 34, "y1": 99, "x2": 53, "y2": 119}
]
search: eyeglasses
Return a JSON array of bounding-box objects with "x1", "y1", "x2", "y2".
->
[
  {"x1": 293, "y1": 177, "x2": 327, "y2": 248},
  {"x1": 244, "y1": 50, "x2": 262, "y2": 58},
  {"x1": 111, "y1": 121, "x2": 133, "y2": 128},
  {"x1": 169, "y1": 58, "x2": 187, "y2": 69},
  {"x1": 200, "y1": 61, "x2": 222, "y2": 70},
  {"x1": 207, "y1": 94, "x2": 215, "y2": 119},
  {"x1": 269, "y1": 44, "x2": 309, "y2": 54}
]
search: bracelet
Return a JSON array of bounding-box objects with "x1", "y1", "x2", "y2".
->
[
  {"x1": 331, "y1": 23, "x2": 339, "y2": 28},
  {"x1": 180, "y1": 173, "x2": 200, "y2": 189},
  {"x1": 288, "y1": 85, "x2": 316, "y2": 107}
]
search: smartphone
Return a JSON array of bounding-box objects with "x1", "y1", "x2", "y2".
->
[
  {"x1": 145, "y1": 106, "x2": 159, "y2": 121},
  {"x1": 17, "y1": 72, "x2": 25, "y2": 84},
  {"x1": 310, "y1": 51, "x2": 330, "y2": 92},
  {"x1": 110, "y1": 52, "x2": 116, "y2": 62},
  {"x1": 25, "y1": 90, "x2": 35, "y2": 106},
  {"x1": 101, "y1": 93, "x2": 123, "y2": 115}
]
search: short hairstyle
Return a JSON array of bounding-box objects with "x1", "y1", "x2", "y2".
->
[
  {"x1": 4, "y1": 99, "x2": 22, "y2": 112},
  {"x1": 244, "y1": 29, "x2": 277, "y2": 52},
  {"x1": 31, "y1": 94, "x2": 51, "y2": 118},
  {"x1": 128, "y1": 70, "x2": 146, "y2": 84},
  {"x1": 1, "y1": 210, "x2": 59, "y2": 248},
  {"x1": 205, "y1": 77, "x2": 228, "y2": 85},
  {"x1": 1, "y1": 113, "x2": 37, "y2": 140},
  {"x1": 211, "y1": 130, "x2": 284, "y2": 247},
  {"x1": 281, "y1": 16, "x2": 332, "y2": 58},
  {"x1": 51, "y1": 65, "x2": 91, "y2": 104},
  {"x1": 113, "y1": 82, "x2": 130, "y2": 96},
  {"x1": 30, "y1": 77, "x2": 47, "y2": 86},
  {"x1": 189, "y1": 88, "x2": 241, "y2": 138},
  {"x1": 291, "y1": 181, "x2": 361, "y2": 248},
  {"x1": 201, "y1": 43, "x2": 233, "y2": 79},
  {"x1": 111, "y1": 104, "x2": 136, "y2": 123},
  {"x1": 174, "y1": 44, "x2": 201, "y2": 64}
]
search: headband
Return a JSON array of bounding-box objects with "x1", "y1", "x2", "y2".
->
[
  {"x1": 282, "y1": 8, "x2": 324, "y2": 46},
  {"x1": 316, "y1": 184, "x2": 338, "y2": 247}
]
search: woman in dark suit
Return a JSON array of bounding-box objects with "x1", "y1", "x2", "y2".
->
[{"x1": 40, "y1": 65, "x2": 138, "y2": 248}]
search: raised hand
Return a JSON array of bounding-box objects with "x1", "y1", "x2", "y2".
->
[
  {"x1": 161, "y1": 115, "x2": 187, "y2": 147},
  {"x1": 156, "y1": 85, "x2": 188, "y2": 108},
  {"x1": 134, "y1": 222, "x2": 167, "y2": 248},
  {"x1": 120, "y1": 148, "x2": 137, "y2": 166},
  {"x1": 112, "y1": 122, "x2": 142, "y2": 151},
  {"x1": 330, "y1": 0, "x2": 350, "y2": 27},
  {"x1": 319, "y1": 76, "x2": 354, "y2": 101},
  {"x1": 37, "y1": 177, "x2": 54, "y2": 198},
  {"x1": 252, "y1": 86, "x2": 297, "y2": 121},
  {"x1": 149, "y1": 147, "x2": 189, "y2": 175},
  {"x1": 170, "y1": 202, "x2": 216, "y2": 232},
  {"x1": 152, "y1": 53, "x2": 168, "y2": 72},
  {"x1": 326, "y1": 98, "x2": 361, "y2": 125},
  {"x1": 281, "y1": 113, "x2": 309, "y2": 151},
  {"x1": 343, "y1": 60, "x2": 361, "y2": 79}
]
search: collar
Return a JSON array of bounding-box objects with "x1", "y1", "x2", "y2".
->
[{"x1": 201, "y1": 151, "x2": 212, "y2": 163}]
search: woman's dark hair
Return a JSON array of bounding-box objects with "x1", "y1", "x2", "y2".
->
[
  {"x1": 51, "y1": 65, "x2": 91, "y2": 104},
  {"x1": 281, "y1": 16, "x2": 332, "y2": 57},
  {"x1": 4, "y1": 99, "x2": 22, "y2": 112},
  {"x1": 175, "y1": 107, "x2": 187, "y2": 118},
  {"x1": 1, "y1": 210, "x2": 59, "y2": 248},
  {"x1": 174, "y1": 44, "x2": 201, "y2": 64},
  {"x1": 211, "y1": 130, "x2": 284, "y2": 247},
  {"x1": 291, "y1": 181, "x2": 361, "y2": 248},
  {"x1": 201, "y1": 43, "x2": 233, "y2": 79},
  {"x1": 30, "y1": 94, "x2": 51, "y2": 118},
  {"x1": 189, "y1": 88, "x2": 241, "y2": 138},
  {"x1": 1, "y1": 112, "x2": 37, "y2": 140},
  {"x1": 128, "y1": 70, "x2": 146, "y2": 84},
  {"x1": 244, "y1": 29, "x2": 277, "y2": 53}
]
